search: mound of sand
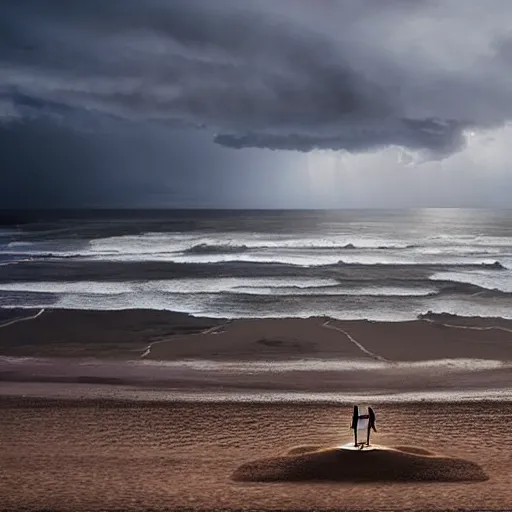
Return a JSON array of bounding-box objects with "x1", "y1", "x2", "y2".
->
[
  {"x1": 232, "y1": 445, "x2": 487, "y2": 483},
  {"x1": 284, "y1": 445, "x2": 324, "y2": 456}
]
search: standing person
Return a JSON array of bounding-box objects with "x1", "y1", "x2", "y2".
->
[{"x1": 351, "y1": 405, "x2": 377, "y2": 447}]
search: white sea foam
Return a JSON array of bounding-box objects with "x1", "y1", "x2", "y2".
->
[
  {"x1": 0, "y1": 278, "x2": 436, "y2": 296},
  {"x1": 231, "y1": 285, "x2": 437, "y2": 297},
  {"x1": 1, "y1": 356, "x2": 507, "y2": 374},
  {"x1": 0, "y1": 277, "x2": 335, "y2": 294},
  {"x1": 131, "y1": 358, "x2": 509, "y2": 373},
  {"x1": 81, "y1": 251, "x2": 508, "y2": 267},
  {"x1": 6, "y1": 241, "x2": 34, "y2": 248},
  {"x1": 0, "y1": 281, "x2": 134, "y2": 295}
]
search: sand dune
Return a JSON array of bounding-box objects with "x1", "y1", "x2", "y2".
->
[{"x1": 233, "y1": 445, "x2": 487, "y2": 482}]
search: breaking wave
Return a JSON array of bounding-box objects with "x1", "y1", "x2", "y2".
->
[
  {"x1": 183, "y1": 243, "x2": 251, "y2": 255},
  {"x1": 180, "y1": 242, "x2": 420, "y2": 256},
  {"x1": 432, "y1": 281, "x2": 512, "y2": 298},
  {"x1": 0, "y1": 276, "x2": 510, "y2": 299}
]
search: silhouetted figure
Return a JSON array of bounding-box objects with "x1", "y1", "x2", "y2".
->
[{"x1": 351, "y1": 405, "x2": 377, "y2": 448}]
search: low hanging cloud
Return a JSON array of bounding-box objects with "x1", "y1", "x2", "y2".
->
[{"x1": 2, "y1": 0, "x2": 512, "y2": 159}]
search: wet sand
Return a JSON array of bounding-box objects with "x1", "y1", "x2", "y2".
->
[
  {"x1": 1, "y1": 309, "x2": 512, "y2": 362},
  {"x1": 2, "y1": 309, "x2": 511, "y2": 399},
  {"x1": 1, "y1": 398, "x2": 511, "y2": 511},
  {"x1": 0, "y1": 309, "x2": 221, "y2": 358},
  {"x1": 144, "y1": 314, "x2": 512, "y2": 362}
]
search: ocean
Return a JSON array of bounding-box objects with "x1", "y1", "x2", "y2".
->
[{"x1": 1, "y1": 209, "x2": 512, "y2": 321}]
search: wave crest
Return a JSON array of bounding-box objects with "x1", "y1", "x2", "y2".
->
[
  {"x1": 183, "y1": 243, "x2": 250, "y2": 255},
  {"x1": 181, "y1": 242, "x2": 417, "y2": 254}
]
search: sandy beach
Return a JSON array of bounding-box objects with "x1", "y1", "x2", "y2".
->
[
  {"x1": 1, "y1": 309, "x2": 512, "y2": 511},
  {"x1": 1, "y1": 398, "x2": 511, "y2": 511}
]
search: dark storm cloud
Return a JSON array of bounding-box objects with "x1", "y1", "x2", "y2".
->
[
  {"x1": 215, "y1": 119, "x2": 466, "y2": 155},
  {"x1": 0, "y1": 111, "x2": 259, "y2": 208},
  {"x1": 3, "y1": 0, "x2": 512, "y2": 208},
  {"x1": 0, "y1": 117, "x2": 176, "y2": 208},
  {"x1": 3, "y1": 0, "x2": 511, "y2": 157}
]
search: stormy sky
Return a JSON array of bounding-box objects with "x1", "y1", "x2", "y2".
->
[{"x1": 2, "y1": 0, "x2": 512, "y2": 208}]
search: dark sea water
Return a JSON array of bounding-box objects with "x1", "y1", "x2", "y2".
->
[{"x1": 1, "y1": 209, "x2": 512, "y2": 320}]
